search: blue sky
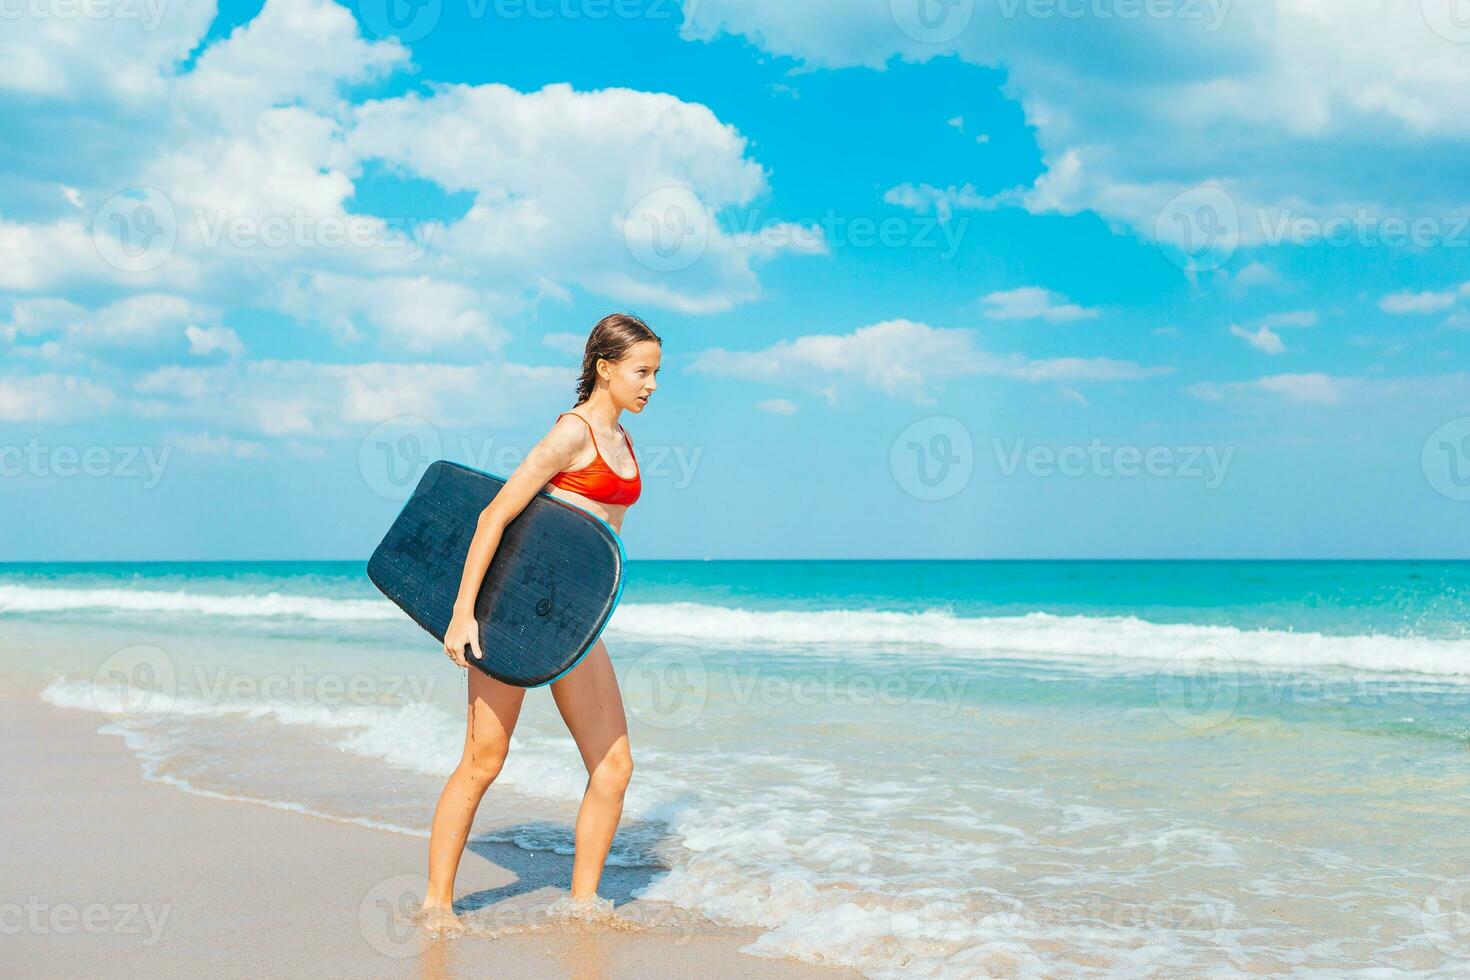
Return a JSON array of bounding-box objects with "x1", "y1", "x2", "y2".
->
[{"x1": 2, "y1": 0, "x2": 1469, "y2": 560}]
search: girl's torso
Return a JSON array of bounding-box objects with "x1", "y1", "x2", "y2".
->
[{"x1": 543, "y1": 410, "x2": 640, "y2": 531}]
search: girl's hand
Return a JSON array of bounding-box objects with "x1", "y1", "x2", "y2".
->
[{"x1": 443, "y1": 609, "x2": 483, "y2": 668}]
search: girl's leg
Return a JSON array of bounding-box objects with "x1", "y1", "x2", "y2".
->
[
  {"x1": 423, "y1": 668, "x2": 526, "y2": 912},
  {"x1": 549, "y1": 640, "x2": 633, "y2": 899}
]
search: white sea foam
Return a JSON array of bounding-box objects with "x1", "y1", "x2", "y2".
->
[
  {"x1": 607, "y1": 602, "x2": 1470, "y2": 679},
  {"x1": 10, "y1": 582, "x2": 1470, "y2": 678},
  {"x1": 0, "y1": 583, "x2": 397, "y2": 620},
  {"x1": 38, "y1": 677, "x2": 680, "y2": 822}
]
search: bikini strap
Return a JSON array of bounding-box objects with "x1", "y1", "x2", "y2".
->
[
  {"x1": 558, "y1": 411, "x2": 604, "y2": 461},
  {"x1": 558, "y1": 411, "x2": 594, "y2": 436}
]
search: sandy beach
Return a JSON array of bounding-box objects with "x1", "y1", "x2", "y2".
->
[{"x1": 0, "y1": 697, "x2": 856, "y2": 979}]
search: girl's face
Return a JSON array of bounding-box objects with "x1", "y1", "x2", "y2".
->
[{"x1": 602, "y1": 340, "x2": 661, "y2": 413}]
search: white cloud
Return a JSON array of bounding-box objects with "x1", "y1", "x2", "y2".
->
[
  {"x1": 1230, "y1": 323, "x2": 1286, "y2": 355},
  {"x1": 1379, "y1": 286, "x2": 1467, "y2": 315},
  {"x1": 0, "y1": 1, "x2": 212, "y2": 100},
  {"x1": 883, "y1": 182, "x2": 1002, "y2": 223},
  {"x1": 168, "y1": 432, "x2": 269, "y2": 459},
  {"x1": 0, "y1": 374, "x2": 115, "y2": 422},
  {"x1": 692, "y1": 319, "x2": 1165, "y2": 404},
  {"x1": 4, "y1": 294, "x2": 221, "y2": 351},
  {"x1": 1, "y1": 298, "x2": 84, "y2": 342},
  {"x1": 184, "y1": 0, "x2": 408, "y2": 117},
  {"x1": 186, "y1": 325, "x2": 245, "y2": 358},
  {"x1": 684, "y1": 1, "x2": 1470, "y2": 252},
  {"x1": 279, "y1": 273, "x2": 510, "y2": 352},
  {"x1": 756, "y1": 398, "x2": 799, "y2": 415},
  {"x1": 348, "y1": 81, "x2": 804, "y2": 315},
  {"x1": 75, "y1": 294, "x2": 218, "y2": 348},
  {"x1": 133, "y1": 358, "x2": 567, "y2": 437},
  {"x1": 1186, "y1": 372, "x2": 1340, "y2": 405},
  {"x1": 981, "y1": 287, "x2": 1099, "y2": 323},
  {"x1": 1261, "y1": 310, "x2": 1319, "y2": 329},
  {"x1": 0, "y1": 1, "x2": 803, "y2": 353},
  {"x1": 1228, "y1": 309, "x2": 1317, "y2": 353},
  {"x1": 1233, "y1": 262, "x2": 1282, "y2": 289},
  {"x1": 542, "y1": 332, "x2": 588, "y2": 357}
]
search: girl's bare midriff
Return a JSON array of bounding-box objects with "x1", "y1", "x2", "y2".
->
[{"x1": 544, "y1": 484, "x2": 629, "y2": 533}]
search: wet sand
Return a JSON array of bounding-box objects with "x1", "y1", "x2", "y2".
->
[{"x1": 0, "y1": 697, "x2": 856, "y2": 979}]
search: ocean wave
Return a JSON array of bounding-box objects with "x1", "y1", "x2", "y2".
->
[
  {"x1": 607, "y1": 602, "x2": 1470, "y2": 679},
  {"x1": 0, "y1": 583, "x2": 399, "y2": 621},
  {"x1": 8, "y1": 582, "x2": 1470, "y2": 678}
]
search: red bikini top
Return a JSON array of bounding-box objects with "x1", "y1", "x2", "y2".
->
[{"x1": 547, "y1": 411, "x2": 641, "y2": 507}]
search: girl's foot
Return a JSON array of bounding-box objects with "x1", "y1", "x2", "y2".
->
[
  {"x1": 545, "y1": 893, "x2": 625, "y2": 928},
  {"x1": 420, "y1": 903, "x2": 465, "y2": 939}
]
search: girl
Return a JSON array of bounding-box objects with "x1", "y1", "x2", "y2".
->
[{"x1": 420, "y1": 313, "x2": 661, "y2": 932}]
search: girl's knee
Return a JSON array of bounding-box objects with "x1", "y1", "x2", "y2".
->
[
  {"x1": 589, "y1": 744, "x2": 633, "y2": 796},
  {"x1": 460, "y1": 745, "x2": 509, "y2": 784}
]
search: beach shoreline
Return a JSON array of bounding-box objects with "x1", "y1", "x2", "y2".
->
[{"x1": 0, "y1": 696, "x2": 856, "y2": 979}]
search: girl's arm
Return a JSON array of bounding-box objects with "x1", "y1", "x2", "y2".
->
[{"x1": 442, "y1": 416, "x2": 588, "y2": 666}]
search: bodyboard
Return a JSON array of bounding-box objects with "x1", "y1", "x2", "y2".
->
[{"x1": 367, "y1": 461, "x2": 625, "y2": 687}]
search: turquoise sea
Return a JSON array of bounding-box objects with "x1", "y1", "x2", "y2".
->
[{"x1": 2, "y1": 560, "x2": 1468, "y2": 976}]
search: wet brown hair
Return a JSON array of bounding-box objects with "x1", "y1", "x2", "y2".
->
[{"x1": 574, "y1": 313, "x2": 662, "y2": 404}]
